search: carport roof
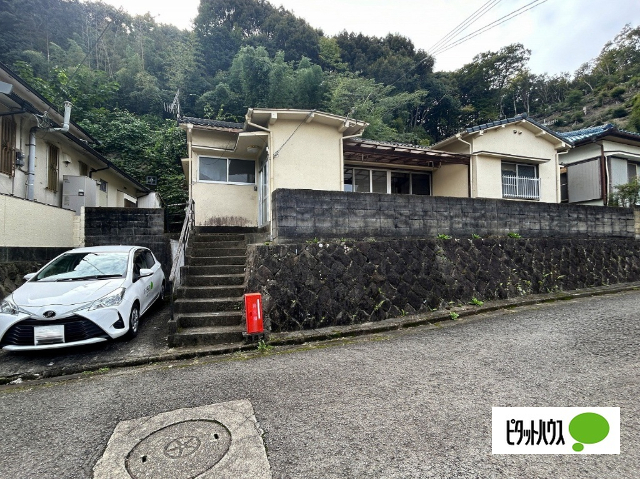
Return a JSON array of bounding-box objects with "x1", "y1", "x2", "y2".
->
[{"x1": 343, "y1": 138, "x2": 470, "y2": 167}]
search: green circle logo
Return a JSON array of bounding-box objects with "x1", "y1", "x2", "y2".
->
[{"x1": 569, "y1": 413, "x2": 610, "y2": 452}]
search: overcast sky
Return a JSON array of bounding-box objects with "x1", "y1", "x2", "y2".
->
[{"x1": 98, "y1": 0, "x2": 640, "y2": 76}]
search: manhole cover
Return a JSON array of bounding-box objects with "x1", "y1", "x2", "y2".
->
[{"x1": 125, "y1": 420, "x2": 231, "y2": 479}]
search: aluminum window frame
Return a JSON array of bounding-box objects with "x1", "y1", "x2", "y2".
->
[{"x1": 198, "y1": 156, "x2": 256, "y2": 185}]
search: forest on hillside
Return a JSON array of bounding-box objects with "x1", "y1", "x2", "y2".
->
[{"x1": 1, "y1": 0, "x2": 640, "y2": 206}]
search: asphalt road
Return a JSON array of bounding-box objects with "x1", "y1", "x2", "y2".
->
[{"x1": 0, "y1": 290, "x2": 638, "y2": 478}]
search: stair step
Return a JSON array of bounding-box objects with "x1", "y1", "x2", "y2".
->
[
  {"x1": 177, "y1": 285, "x2": 245, "y2": 299},
  {"x1": 174, "y1": 297, "x2": 243, "y2": 314},
  {"x1": 196, "y1": 226, "x2": 261, "y2": 234},
  {"x1": 185, "y1": 256, "x2": 246, "y2": 266},
  {"x1": 188, "y1": 247, "x2": 247, "y2": 258},
  {"x1": 179, "y1": 271, "x2": 244, "y2": 285},
  {"x1": 177, "y1": 311, "x2": 243, "y2": 328},
  {"x1": 184, "y1": 273, "x2": 245, "y2": 286},
  {"x1": 189, "y1": 240, "x2": 246, "y2": 249},
  {"x1": 171, "y1": 325, "x2": 246, "y2": 347},
  {"x1": 192, "y1": 234, "x2": 246, "y2": 242}
]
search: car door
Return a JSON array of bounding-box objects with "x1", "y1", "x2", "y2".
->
[
  {"x1": 142, "y1": 249, "x2": 163, "y2": 303},
  {"x1": 132, "y1": 249, "x2": 154, "y2": 313}
]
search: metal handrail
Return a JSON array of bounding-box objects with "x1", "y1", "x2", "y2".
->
[{"x1": 169, "y1": 199, "x2": 194, "y2": 321}]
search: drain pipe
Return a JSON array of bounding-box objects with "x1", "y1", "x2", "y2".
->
[
  {"x1": 26, "y1": 126, "x2": 38, "y2": 200},
  {"x1": 455, "y1": 134, "x2": 473, "y2": 198},
  {"x1": 27, "y1": 102, "x2": 72, "y2": 200}
]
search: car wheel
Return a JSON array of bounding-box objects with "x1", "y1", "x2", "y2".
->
[{"x1": 125, "y1": 303, "x2": 140, "y2": 339}]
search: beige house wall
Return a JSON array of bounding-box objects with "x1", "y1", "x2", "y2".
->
[
  {"x1": 472, "y1": 125, "x2": 558, "y2": 159},
  {"x1": 602, "y1": 139, "x2": 640, "y2": 157},
  {"x1": 432, "y1": 164, "x2": 469, "y2": 197},
  {"x1": 270, "y1": 121, "x2": 342, "y2": 192},
  {"x1": 563, "y1": 143, "x2": 601, "y2": 164},
  {"x1": 461, "y1": 126, "x2": 561, "y2": 203},
  {"x1": 192, "y1": 182, "x2": 258, "y2": 227},
  {"x1": 0, "y1": 194, "x2": 82, "y2": 247},
  {"x1": 0, "y1": 115, "x2": 140, "y2": 208}
]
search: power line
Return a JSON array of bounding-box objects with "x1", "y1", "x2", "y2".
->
[
  {"x1": 431, "y1": 0, "x2": 549, "y2": 57},
  {"x1": 428, "y1": 0, "x2": 502, "y2": 54}
]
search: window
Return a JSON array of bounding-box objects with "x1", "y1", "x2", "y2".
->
[
  {"x1": 142, "y1": 250, "x2": 156, "y2": 268},
  {"x1": 199, "y1": 157, "x2": 255, "y2": 184},
  {"x1": 344, "y1": 168, "x2": 431, "y2": 195},
  {"x1": 79, "y1": 161, "x2": 88, "y2": 177},
  {"x1": 502, "y1": 162, "x2": 540, "y2": 200},
  {"x1": 47, "y1": 144, "x2": 59, "y2": 192},
  {"x1": 99, "y1": 179, "x2": 108, "y2": 192},
  {"x1": 1, "y1": 117, "x2": 16, "y2": 176},
  {"x1": 627, "y1": 162, "x2": 640, "y2": 181}
]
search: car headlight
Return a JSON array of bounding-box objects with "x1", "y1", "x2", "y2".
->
[
  {"x1": 88, "y1": 288, "x2": 126, "y2": 311},
  {"x1": 0, "y1": 297, "x2": 20, "y2": 315}
]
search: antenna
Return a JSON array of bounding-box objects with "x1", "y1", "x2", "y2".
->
[{"x1": 164, "y1": 89, "x2": 181, "y2": 117}]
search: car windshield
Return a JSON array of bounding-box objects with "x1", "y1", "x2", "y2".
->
[{"x1": 34, "y1": 252, "x2": 129, "y2": 282}]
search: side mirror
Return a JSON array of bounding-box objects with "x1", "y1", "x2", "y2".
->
[
  {"x1": 139, "y1": 268, "x2": 154, "y2": 278},
  {"x1": 23, "y1": 273, "x2": 36, "y2": 281}
]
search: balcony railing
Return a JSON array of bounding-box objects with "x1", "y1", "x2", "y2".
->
[{"x1": 502, "y1": 175, "x2": 541, "y2": 200}]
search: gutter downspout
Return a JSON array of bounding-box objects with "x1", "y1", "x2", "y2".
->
[
  {"x1": 27, "y1": 101, "x2": 72, "y2": 201},
  {"x1": 245, "y1": 113, "x2": 273, "y2": 238},
  {"x1": 557, "y1": 150, "x2": 569, "y2": 203},
  {"x1": 455, "y1": 134, "x2": 473, "y2": 198},
  {"x1": 600, "y1": 143, "x2": 608, "y2": 205}
]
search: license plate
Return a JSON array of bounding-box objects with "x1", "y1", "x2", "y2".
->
[{"x1": 34, "y1": 325, "x2": 65, "y2": 345}]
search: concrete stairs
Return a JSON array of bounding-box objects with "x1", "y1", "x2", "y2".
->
[{"x1": 170, "y1": 232, "x2": 248, "y2": 348}]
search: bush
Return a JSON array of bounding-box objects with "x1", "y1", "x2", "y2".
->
[
  {"x1": 566, "y1": 89, "x2": 583, "y2": 107},
  {"x1": 610, "y1": 86, "x2": 626, "y2": 101},
  {"x1": 609, "y1": 106, "x2": 628, "y2": 119},
  {"x1": 609, "y1": 177, "x2": 640, "y2": 207}
]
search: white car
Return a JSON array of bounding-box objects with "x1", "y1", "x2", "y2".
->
[{"x1": 0, "y1": 245, "x2": 165, "y2": 351}]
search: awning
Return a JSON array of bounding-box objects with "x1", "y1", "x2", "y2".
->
[{"x1": 343, "y1": 138, "x2": 470, "y2": 168}]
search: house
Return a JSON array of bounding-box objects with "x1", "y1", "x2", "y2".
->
[
  {"x1": 556, "y1": 124, "x2": 640, "y2": 205},
  {"x1": 178, "y1": 108, "x2": 470, "y2": 232},
  {"x1": 0, "y1": 62, "x2": 151, "y2": 212},
  {"x1": 432, "y1": 114, "x2": 571, "y2": 203}
]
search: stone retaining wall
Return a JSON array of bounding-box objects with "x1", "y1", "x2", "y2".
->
[
  {"x1": 246, "y1": 237, "x2": 640, "y2": 332},
  {"x1": 272, "y1": 189, "x2": 637, "y2": 242}
]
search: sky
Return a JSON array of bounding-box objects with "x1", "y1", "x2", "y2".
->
[{"x1": 98, "y1": 0, "x2": 640, "y2": 76}]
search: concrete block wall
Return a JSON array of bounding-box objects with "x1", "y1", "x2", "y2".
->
[
  {"x1": 272, "y1": 189, "x2": 636, "y2": 242},
  {"x1": 84, "y1": 208, "x2": 170, "y2": 276}
]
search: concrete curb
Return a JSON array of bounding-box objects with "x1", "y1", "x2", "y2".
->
[{"x1": 2, "y1": 281, "x2": 639, "y2": 386}]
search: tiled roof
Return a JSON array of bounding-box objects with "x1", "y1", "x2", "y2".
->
[
  {"x1": 465, "y1": 113, "x2": 563, "y2": 141},
  {"x1": 178, "y1": 116, "x2": 243, "y2": 130},
  {"x1": 555, "y1": 123, "x2": 640, "y2": 145}
]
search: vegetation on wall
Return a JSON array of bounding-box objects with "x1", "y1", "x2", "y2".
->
[{"x1": 1, "y1": 0, "x2": 639, "y2": 205}]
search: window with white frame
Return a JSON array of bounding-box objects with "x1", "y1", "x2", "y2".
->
[
  {"x1": 627, "y1": 161, "x2": 640, "y2": 181},
  {"x1": 199, "y1": 156, "x2": 256, "y2": 184},
  {"x1": 344, "y1": 168, "x2": 431, "y2": 196},
  {"x1": 501, "y1": 162, "x2": 540, "y2": 200}
]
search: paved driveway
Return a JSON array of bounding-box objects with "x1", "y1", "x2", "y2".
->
[{"x1": 0, "y1": 291, "x2": 638, "y2": 478}]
